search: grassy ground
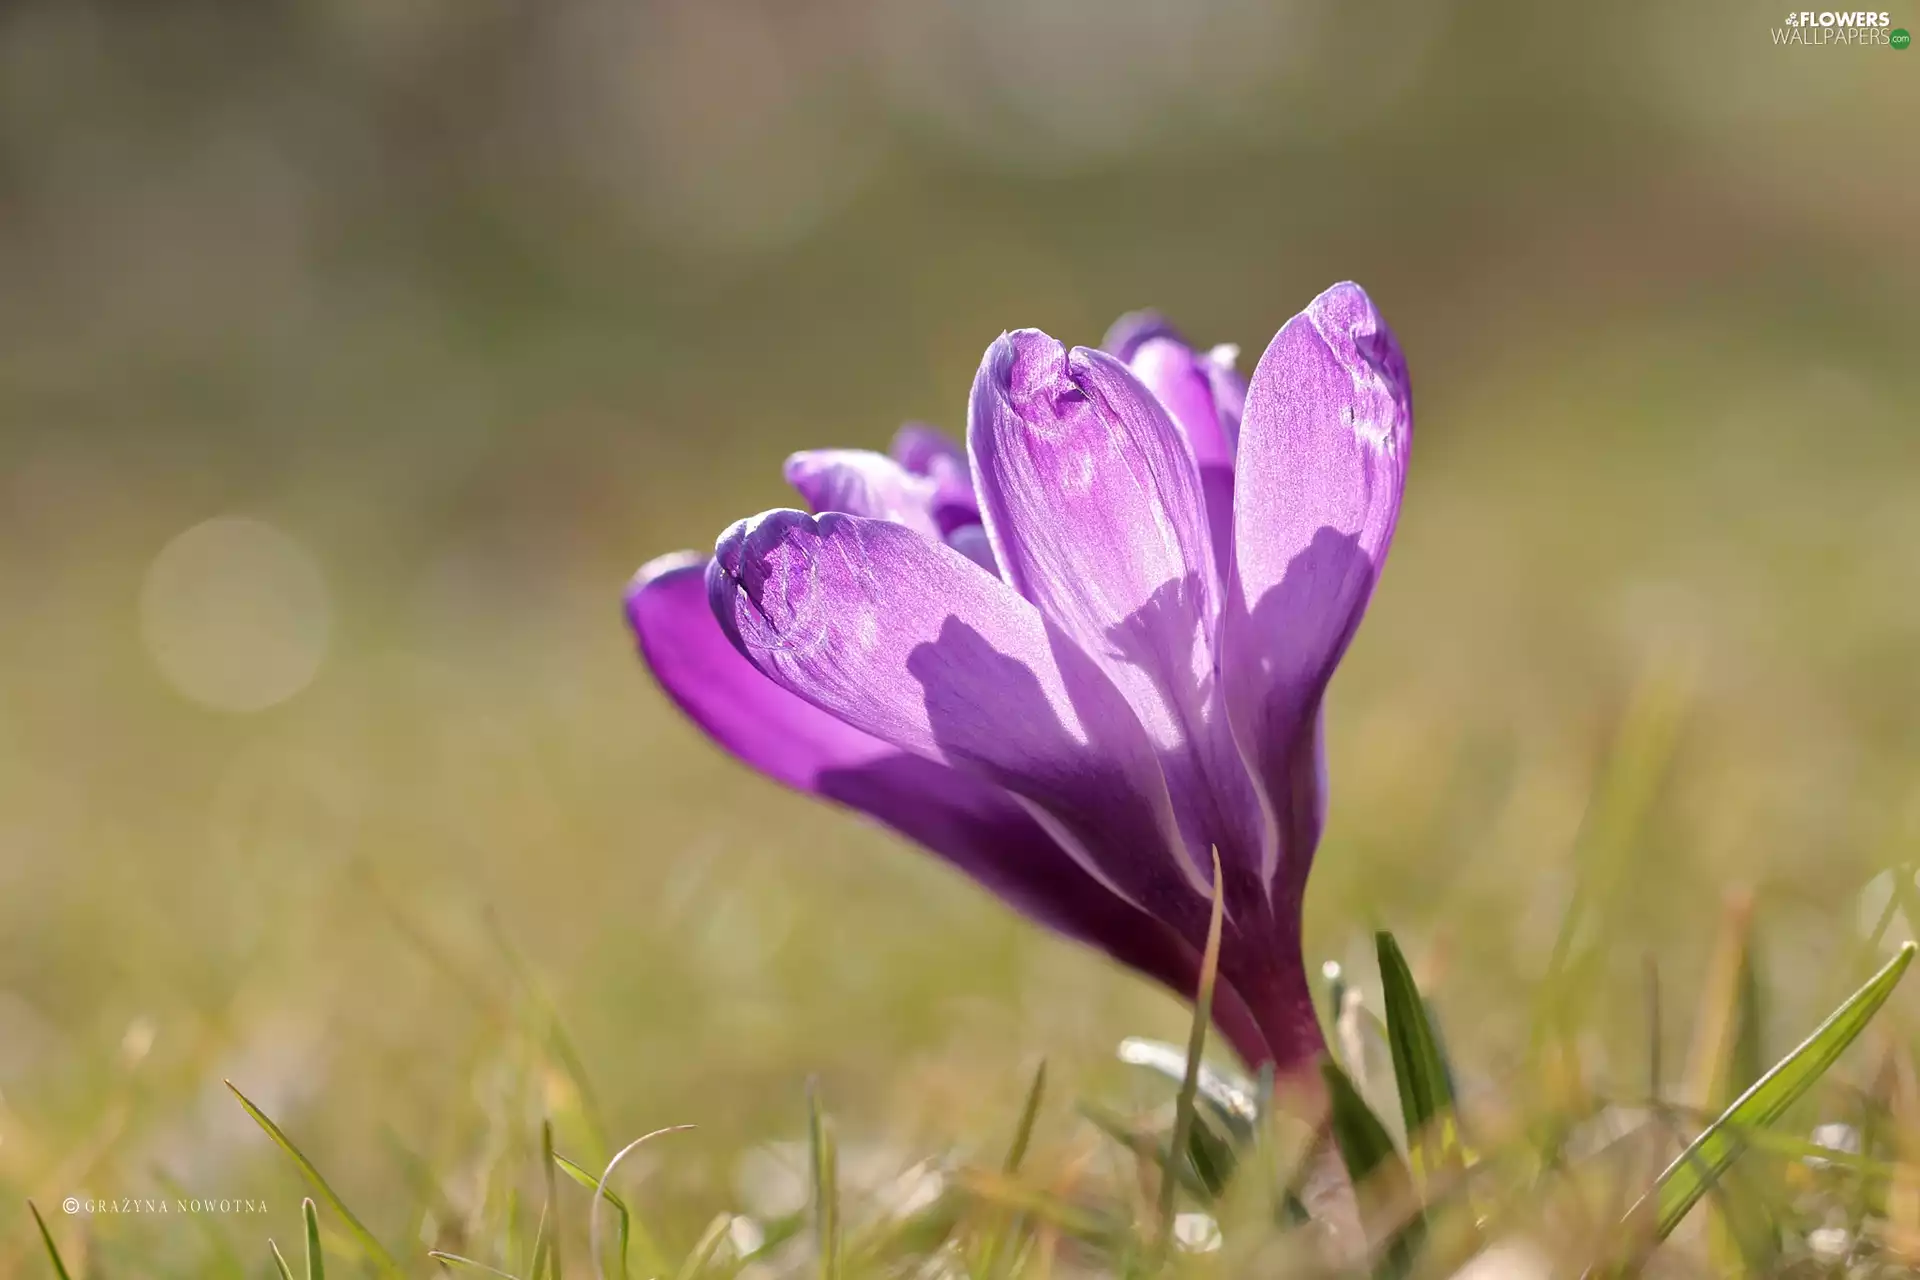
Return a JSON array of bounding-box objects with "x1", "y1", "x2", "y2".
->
[{"x1": 2, "y1": 2, "x2": 1919, "y2": 1274}]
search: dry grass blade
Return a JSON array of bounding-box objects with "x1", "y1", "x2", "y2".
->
[
  {"x1": 809, "y1": 1081, "x2": 840, "y2": 1280},
  {"x1": 428, "y1": 1250, "x2": 527, "y2": 1278},
  {"x1": 586, "y1": 1126, "x2": 696, "y2": 1280},
  {"x1": 1156, "y1": 847, "x2": 1226, "y2": 1259}
]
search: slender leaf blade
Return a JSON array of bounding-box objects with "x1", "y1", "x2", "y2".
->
[
  {"x1": 979, "y1": 1059, "x2": 1049, "y2": 1280},
  {"x1": 1158, "y1": 849, "x2": 1226, "y2": 1247},
  {"x1": 556, "y1": 1151, "x2": 636, "y2": 1279},
  {"x1": 671, "y1": 1213, "x2": 733, "y2": 1280},
  {"x1": 1115, "y1": 1039, "x2": 1258, "y2": 1142},
  {"x1": 225, "y1": 1081, "x2": 407, "y2": 1280},
  {"x1": 27, "y1": 1202, "x2": 74, "y2": 1280},
  {"x1": 540, "y1": 1121, "x2": 561, "y2": 1280},
  {"x1": 303, "y1": 1197, "x2": 325, "y2": 1280},
  {"x1": 809, "y1": 1080, "x2": 839, "y2": 1280},
  {"x1": 1321, "y1": 1059, "x2": 1400, "y2": 1187},
  {"x1": 1078, "y1": 1103, "x2": 1213, "y2": 1201},
  {"x1": 1004, "y1": 1060, "x2": 1047, "y2": 1175},
  {"x1": 427, "y1": 1251, "x2": 526, "y2": 1279},
  {"x1": 1376, "y1": 931, "x2": 1456, "y2": 1147},
  {"x1": 527, "y1": 1202, "x2": 550, "y2": 1280},
  {"x1": 1321, "y1": 1059, "x2": 1425, "y2": 1278},
  {"x1": 1636, "y1": 941, "x2": 1914, "y2": 1241}
]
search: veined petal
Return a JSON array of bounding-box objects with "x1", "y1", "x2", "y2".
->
[
  {"x1": 708, "y1": 510, "x2": 1208, "y2": 921},
  {"x1": 1200, "y1": 345, "x2": 1247, "y2": 449},
  {"x1": 1102, "y1": 309, "x2": 1184, "y2": 363},
  {"x1": 785, "y1": 450, "x2": 944, "y2": 540},
  {"x1": 627, "y1": 550, "x2": 1271, "y2": 1063},
  {"x1": 1222, "y1": 282, "x2": 1410, "y2": 898},
  {"x1": 890, "y1": 422, "x2": 982, "y2": 532},
  {"x1": 968, "y1": 331, "x2": 1270, "y2": 893},
  {"x1": 1104, "y1": 313, "x2": 1247, "y2": 457},
  {"x1": 788, "y1": 443, "x2": 995, "y2": 573},
  {"x1": 945, "y1": 523, "x2": 997, "y2": 574},
  {"x1": 1125, "y1": 335, "x2": 1245, "y2": 575},
  {"x1": 1128, "y1": 337, "x2": 1237, "y2": 470},
  {"x1": 630, "y1": 550, "x2": 885, "y2": 792},
  {"x1": 890, "y1": 421, "x2": 966, "y2": 475}
]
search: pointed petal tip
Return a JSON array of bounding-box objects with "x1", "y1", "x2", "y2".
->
[
  {"x1": 707, "y1": 507, "x2": 836, "y2": 652},
  {"x1": 627, "y1": 550, "x2": 709, "y2": 630},
  {"x1": 976, "y1": 328, "x2": 1080, "y2": 420},
  {"x1": 713, "y1": 506, "x2": 803, "y2": 556},
  {"x1": 633, "y1": 548, "x2": 706, "y2": 589},
  {"x1": 1292, "y1": 280, "x2": 1410, "y2": 456},
  {"x1": 889, "y1": 421, "x2": 963, "y2": 473},
  {"x1": 1103, "y1": 309, "x2": 1185, "y2": 362}
]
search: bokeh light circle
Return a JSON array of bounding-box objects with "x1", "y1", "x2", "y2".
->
[{"x1": 139, "y1": 516, "x2": 332, "y2": 712}]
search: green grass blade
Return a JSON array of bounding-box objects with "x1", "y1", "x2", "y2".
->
[
  {"x1": 27, "y1": 1202, "x2": 74, "y2": 1280},
  {"x1": 557, "y1": 1152, "x2": 632, "y2": 1278},
  {"x1": 540, "y1": 1121, "x2": 562, "y2": 1280},
  {"x1": 577, "y1": 1126, "x2": 694, "y2": 1280},
  {"x1": 744, "y1": 1210, "x2": 807, "y2": 1261},
  {"x1": 1634, "y1": 941, "x2": 1914, "y2": 1242},
  {"x1": 1536, "y1": 669, "x2": 1690, "y2": 1057},
  {"x1": 1004, "y1": 1060, "x2": 1047, "y2": 1174},
  {"x1": 225, "y1": 1081, "x2": 407, "y2": 1280},
  {"x1": 1644, "y1": 955, "x2": 1662, "y2": 1103},
  {"x1": 1320, "y1": 1059, "x2": 1400, "y2": 1188},
  {"x1": 1376, "y1": 931, "x2": 1456, "y2": 1148},
  {"x1": 808, "y1": 1081, "x2": 839, "y2": 1280},
  {"x1": 1730, "y1": 943, "x2": 1765, "y2": 1096},
  {"x1": 849, "y1": 1192, "x2": 962, "y2": 1269},
  {"x1": 953, "y1": 1170, "x2": 1124, "y2": 1245},
  {"x1": 1077, "y1": 1103, "x2": 1215, "y2": 1200},
  {"x1": 1114, "y1": 1038, "x2": 1258, "y2": 1142},
  {"x1": 303, "y1": 1197, "x2": 325, "y2": 1280},
  {"x1": 1321, "y1": 1059, "x2": 1424, "y2": 1277},
  {"x1": 428, "y1": 1251, "x2": 527, "y2": 1279},
  {"x1": 670, "y1": 1214, "x2": 732, "y2": 1280},
  {"x1": 271, "y1": 1240, "x2": 298, "y2": 1280},
  {"x1": 379, "y1": 1125, "x2": 459, "y2": 1260},
  {"x1": 1157, "y1": 848, "x2": 1226, "y2": 1254},
  {"x1": 979, "y1": 1059, "x2": 1049, "y2": 1280},
  {"x1": 1183, "y1": 1110, "x2": 1239, "y2": 1197},
  {"x1": 556, "y1": 1153, "x2": 630, "y2": 1216},
  {"x1": 487, "y1": 909, "x2": 611, "y2": 1157},
  {"x1": 1542, "y1": 672, "x2": 1688, "y2": 982},
  {"x1": 527, "y1": 1202, "x2": 550, "y2": 1280}
]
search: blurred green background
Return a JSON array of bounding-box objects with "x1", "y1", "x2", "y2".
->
[{"x1": 2, "y1": 0, "x2": 1918, "y2": 1270}]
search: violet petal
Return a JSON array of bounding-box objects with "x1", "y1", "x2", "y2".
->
[
  {"x1": 784, "y1": 450, "x2": 945, "y2": 541},
  {"x1": 626, "y1": 550, "x2": 1273, "y2": 1059},
  {"x1": 708, "y1": 510, "x2": 1209, "y2": 924},
  {"x1": 1222, "y1": 282, "x2": 1410, "y2": 901},
  {"x1": 968, "y1": 331, "x2": 1271, "y2": 892}
]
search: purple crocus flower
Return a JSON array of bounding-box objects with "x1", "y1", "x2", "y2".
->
[{"x1": 625, "y1": 282, "x2": 1410, "y2": 1078}]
